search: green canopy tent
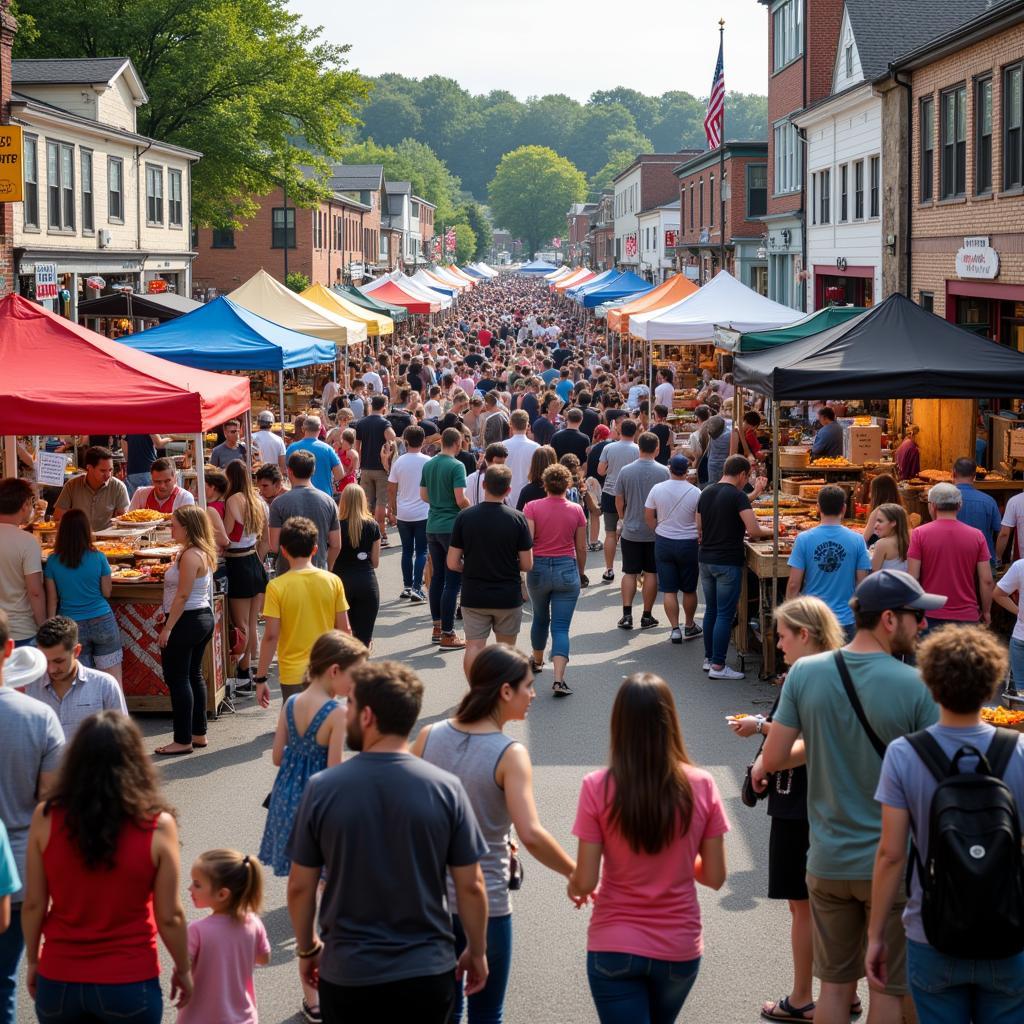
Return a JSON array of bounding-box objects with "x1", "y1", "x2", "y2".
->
[
  {"x1": 333, "y1": 284, "x2": 409, "y2": 324},
  {"x1": 714, "y1": 305, "x2": 866, "y2": 353}
]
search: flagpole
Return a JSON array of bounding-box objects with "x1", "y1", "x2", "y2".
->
[{"x1": 718, "y1": 18, "x2": 726, "y2": 277}]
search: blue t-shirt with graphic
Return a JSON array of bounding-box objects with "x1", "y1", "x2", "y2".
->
[{"x1": 788, "y1": 523, "x2": 871, "y2": 626}]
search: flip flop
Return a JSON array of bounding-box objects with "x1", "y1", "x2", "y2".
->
[
  {"x1": 761, "y1": 996, "x2": 815, "y2": 1022},
  {"x1": 154, "y1": 745, "x2": 194, "y2": 757}
]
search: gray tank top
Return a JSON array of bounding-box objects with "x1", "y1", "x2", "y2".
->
[{"x1": 422, "y1": 720, "x2": 515, "y2": 917}]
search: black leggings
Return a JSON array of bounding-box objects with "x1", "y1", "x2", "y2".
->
[
  {"x1": 336, "y1": 568, "x2": 380, "y2": 647},
  {"x1": 161, "y1": 607, "x2": 214, "y2": 744}
]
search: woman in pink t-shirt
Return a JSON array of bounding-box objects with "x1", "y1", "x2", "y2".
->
[{"x1": 569, "y1": 674, "x2": 729, "y2": 1023}]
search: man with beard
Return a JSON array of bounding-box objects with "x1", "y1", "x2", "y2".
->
[
  {"x1": 761, "y1": 571, "x2": 943, "y2": 1024},
  {"x1": 287, "y1": 659, "x2": 489, "y2": 1023}
]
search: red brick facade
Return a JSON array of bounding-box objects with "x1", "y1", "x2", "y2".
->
[
  {"x1": 677, "y1": 146, "x2": 768, "y2": 248},
  {"x1": 0, "y1": 0, "x2": 16, "y2": 298}
]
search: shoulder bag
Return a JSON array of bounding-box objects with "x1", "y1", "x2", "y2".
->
[{"x1": 834, "y1": 650, "x2": 887, "y2": 758}]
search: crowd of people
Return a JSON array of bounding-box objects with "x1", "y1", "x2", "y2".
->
[{"x1": 1, "y1": 272, "x2": 1024, "y2": 1024}]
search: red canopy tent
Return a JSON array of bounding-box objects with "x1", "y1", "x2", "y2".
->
[
  {"x1": 362, "y1": 280, "x2": 439, "y2": 315},
  {"x1": 0, "y1": 294, "x2": 250, "y2": 436}
]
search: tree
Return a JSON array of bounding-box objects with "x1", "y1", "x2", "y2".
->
[
  {"x1": 358, "y1": 89, "x2": 422, "y2": 148},
  {"x1": 285, "y1": 272, "x2": 310, "y2": 293},
  {"x1": 488, "y1": 146, "x2": 586, "y2": 256},
  {"x1": 452, "y1": 224, "x2": 477, "y2": 264},
  {"x1": 454, "y1": 201, "x2": 493, "y2": 260},
  {"x1": 589, "y1": 150, "x2": 637, "y2": 195},
  {"x1": 14, "y1": 0, "x2": 370, "y2": 227},
  {"x1": 590, "y1": 88, "x2": 660, "y2": 139},
  {"x1": 651, "y1": 91, "x2": 707, "y2": 152}
]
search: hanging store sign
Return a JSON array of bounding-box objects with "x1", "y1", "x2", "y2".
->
[
  {"x1": 0, "y1": 126, "x2": 24, "y2": 202},
  {"x1": 664, "y1": 229, "x2": 679, "y2": 249},
  {"x1": 34, "y1": 262, "x2": 58, "y2": 299},
  {"x1": 35, "y1": 451, "x2": 70, "y2": 487},
  {"x1": 624, "y1": 234, "x2": 638, "y2": 258},
  {"x1": 956, "y1": 236, "x2": 999, "y2": 280}
]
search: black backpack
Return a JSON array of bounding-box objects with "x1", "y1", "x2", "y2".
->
[{"x1": 905, "y1": 728, "x2": 1024, "y2": 959}]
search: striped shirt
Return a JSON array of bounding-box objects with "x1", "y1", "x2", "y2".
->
[{"x1": 25, "y1": 664, "x2": 127, "y2": 740}]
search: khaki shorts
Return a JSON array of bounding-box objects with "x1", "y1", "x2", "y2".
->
[
  {"x1": 461, "y1": 605, "x2": 523, "y2": 641},
  {"x1": 360, "y1": 469, "x2": 389, "y2": 508},
  {"x1": 806, "y1": 873, "x2": 907, "y2": 995}
]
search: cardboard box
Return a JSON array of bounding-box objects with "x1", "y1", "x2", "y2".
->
[
  {"x1": 1009, "y1": 429, "x2": 1024, "y2": 459},
  {"x1": 845, "y1": 425, "x2": 882, "y2": 465}
]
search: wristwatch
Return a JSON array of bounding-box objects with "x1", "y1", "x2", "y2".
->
[
  {"x1": 755, "y1": 718, "x2": 764, "y2": 735},
  {"x1": 253, "y1": 675, "x2": 269, "y2": 685}
]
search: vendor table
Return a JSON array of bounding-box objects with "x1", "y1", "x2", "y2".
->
[
  {"x1": 735, "y1": 541, "x2": 791, "y2": 679},
  {"x1": 110, "y1": 582, "x2": 228, "y2": 715}
]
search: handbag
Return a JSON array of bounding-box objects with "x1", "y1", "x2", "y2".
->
[
  {"x1": 507, "y1": 830, "x2": 524, "y2": 891},
  {"x1": 741, "y1": 737, "x2": 770, "y2": 808},
  {"x1": 834, "y1": 651, "x2": 887, "y2": 757}
]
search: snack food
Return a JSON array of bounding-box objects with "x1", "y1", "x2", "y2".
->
[
  {"x1": 116, "y1": 508, "x2": 169, "y2": 524},
  {"x1": 810, "y1": 457, "x2": 852, "y2": 467},
  {"x1": 981, "y1": 706, "x2": 1024, "y2": 726}
]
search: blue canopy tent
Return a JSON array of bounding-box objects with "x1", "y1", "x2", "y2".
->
[
  {"x1": 458, "y1": 265, "x2": 486, "y2": 279},
  {"x1": 578, "y1": 271, "x2": 653, "y2": 309},
  {"x1": 120, "y1": 296, "x2": 337, "y2": 427},
  {"x1": 566, "y1": 268, "x2": 618, "y2": 300},
  {"x1": 519, "y1": 260, "x2": 559, "y2": 274}
]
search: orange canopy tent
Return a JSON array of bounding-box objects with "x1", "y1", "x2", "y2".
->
[
  {"x1": 553, "y1": 269, "x2": 595, "y2": 292},
  {"x1": 606, "y1": 274, "x2": 699, "y2": 334}
]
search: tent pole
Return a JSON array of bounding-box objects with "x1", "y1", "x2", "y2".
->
[
  {"x1": 243, "y1": 412, "x2": 253, "y2": 471},
  {"x1": 3, "y1": 435, "x2": 16, "y2": 478},
  {"x1": 771, "y1": 400, "x2": 780, "y2": 671},
  {"x1": 194, "y1": 436, "x2": 207, "y2": 510},
  {"x1": 278, "y1": 372, "x2": 285, "y2": 431}
]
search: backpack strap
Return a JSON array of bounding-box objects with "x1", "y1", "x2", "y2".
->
[
  {"x1": 905, "y1": 730, "x2": 952, "y2": 784},
  {"x1": 985, "y1": 727, "x2": 1019, "y2": 780},
  {"x1": 834, "y1": 651, "x2": 888, "y2": 759}
]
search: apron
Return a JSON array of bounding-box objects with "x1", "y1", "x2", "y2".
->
[{"x1": 145, "y1": 486, "x2": 180, "y2": 514}]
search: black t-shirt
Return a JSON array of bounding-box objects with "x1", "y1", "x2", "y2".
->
[
  {"x1": 604, "y1": 408, "x2": 628, "y2": 427},
  {"x1": 125, "y1": 434, "x2": 157, "y2": 475},
  {"x1": 521, "y1": 393, "x2": 540, "y2": 425},
  {"x1": 334, "y1": 519, "x2": 381, "y2": 573},
  {"x1": 386, "y1": 411, "x2": 414, "y2": 437},
  {"x1": 451, "y1": 503, "x2": 532, "y2": 608},
  {"x1": 464, "y1": 353, "x2": 484, "y2": 369},
  {"x1": 532, "y1": 418, "x2": 557, "y2": 446},
  {"x1": 407, "y1": 370, "x2": 425, "y2": 394},
  {"x1": 456, "y1": 451, "x2": 477, "y2": 475},
  {"x1": 651, "y1": 423, "x2": 673, "y2": 465},
  {"x1": 438, "y1": 411, "x2": 463, "y2": 433},
  {"x1": 579, "y1": 408, "x2": 600, "y2": 440},
  {"x1": 551, "y1": 428, "x2": 590, "y2": 464},
  {"x1": 552, "y1": 347, "x2": 571, "y2": 368},
  {"x1": 354, "y1": 414, "x2": 392, "y2": 471},
  {"x1": 586, "y1": 439, "x2": 610, "y2": 484},
  {"x1": 515, "y1": 481, "x2": 546, "y2": 512},
  {"x1": 696, "y1": 483, "x2": 751, "y2": 566},
  {"x1": 766, "y1": 691, "x2": 808, "y2": 819},
  {"x1": 420, "y1": 418, "x2": 441, "y2": 440},
  {"x1": 477, "y1": 378, "x2": 499, "y2": 395}
]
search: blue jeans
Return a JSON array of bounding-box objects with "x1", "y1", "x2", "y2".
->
[
  {"x1": 125, "y1": 472, "x2": 151, "y2": 497},
  {"x1": 1009, "y1": 638, "x2": 1024, "y2": 691},
  {"x1": 35, "y1": 976, "x2": 162, "y2": 1023},
  {"x1": 452, "y1": 913, "x2": 513, "y2": 1024},
  {"x1": 0, "y1": 906, "x2": 22, "y2": 1024},
  {"x1": 586, "y1": 951, "x2": 701, "y2": 1024},
  {"x1": 907, "y1": 938, "x2": 1024, "y2": 1024},
  {"x1": 699, "y1": 563, "x2": 744, "y2": 666},
  {"x1": 427, "y1": 532, "x2": 462, "y2": 633},
  {"x1": 527, "y1": 556, "x2": 581, "y2": 660},
  {"x1": 398, "y1": 518, "x2": 429, "y2": 589}
]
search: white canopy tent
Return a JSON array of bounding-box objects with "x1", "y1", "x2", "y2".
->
[
  {"x1": 544, "y1": 266, "x2": 573, "y2": 281},
  {"x1": 391, "y1": 271, "x2": 454, "y2": 309},
  {"x1": 427, "y1": 267, "x2": 471, "y2": 290},
  {"x1": 471, "y1": 262, "x2": 498, "y2": 278}
]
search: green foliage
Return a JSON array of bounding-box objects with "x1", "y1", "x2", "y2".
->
[
  {"x1": 589, "y1": 151, "x2": 638, "y2": 196},
  {"x1": 488, "y1": 147, "x2": 586, "y2": 256},
  {"x1": 13, "y1": 0, "x2": 369, "y2": 228},
  {"x1": 285, "y1": 271, "x2": 310, "y2": 293},
  {"x1": 452, "y1": 224, "x2": 477, "y2": 264},
  {"x1": 452, "y1": 201, "x2": 493, "y2": 260}
]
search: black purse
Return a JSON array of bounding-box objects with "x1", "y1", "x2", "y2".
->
[{"x1": 741, "y1": 740, "x2": 771, "y2": 808}]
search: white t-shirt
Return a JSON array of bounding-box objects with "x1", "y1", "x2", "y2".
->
[
  {"x1": 424, "y1": 400, "x2": 443, "y2": 419},
  {"x1": 362, "y1": 371, "x2": 384, "y2": 395},
  {"x1": 322, "y1": 380, "x2": 341, "y2": 409},
  {"x1": 1003, "y1": 493, "x2": 1024, "y2": 561},
  {"x1": 128, "y1": 486, "x2": 196, "y2": 512},
  {"x1": 545, "y1": 325, "x2": 561, "y2": 341},
  {"x1": 252, "y1": 429, "x2": 286, "y2": 466},
  {"x1": 503, "y1": 434, "x2": 540, "y2": 509},
  {"x1": 387, "y1": 451, "x2": 430, "y2": 522},
  {"x1": 0, "y1": 524, "x2": 43, "y2": 641},
  {"x1": 997, "y1": 556, "x2": 1024, "y2": 642},
  {"x1": 644, "y1": 479, "x2": 700, "y2": 540},
  {"x1": 654, "y1": 381, "x2": 675, "y2": 410}
]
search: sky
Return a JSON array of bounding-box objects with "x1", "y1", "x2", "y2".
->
[{"x1": 290, "y1": 0, "x2": 769, "y2": 100}]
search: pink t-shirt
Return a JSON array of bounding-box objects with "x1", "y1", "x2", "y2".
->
[
  {"x1": 178, "y1": 912, "x2": 270, "y2": 1024},
  {"x1": 572, "y1": 766, "x2": 729, "y2": 962},
  {"x1": 907, "y1": 518, "x2": 989, "y2": 621},
  {"x1": 524, "y1": 496, "x2": 586, "y2": 557}
]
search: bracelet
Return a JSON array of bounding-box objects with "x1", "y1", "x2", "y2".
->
[
  {"x1": 296, "y1": 941, "x2": 323, "y2": 959},
  {"x1": 253, "y1": 676, "x2": 269, "y2": 685}
]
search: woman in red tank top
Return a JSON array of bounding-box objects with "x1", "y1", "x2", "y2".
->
[{"x1": 20, "y1": 711, "x2": 193, "y2": 1023}]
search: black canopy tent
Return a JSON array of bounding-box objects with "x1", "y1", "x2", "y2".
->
[{"x1": 77, "y1": 291, "x2": 202, "y2": 323}]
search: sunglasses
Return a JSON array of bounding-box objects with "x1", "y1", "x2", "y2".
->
[{"x1": 893, "y1": 607, "x2": 926, "y2": 623}]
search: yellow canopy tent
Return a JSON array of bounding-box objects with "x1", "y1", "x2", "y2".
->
[{"x1": 301, "y1": 283, "x2": 393, "y2": 337}]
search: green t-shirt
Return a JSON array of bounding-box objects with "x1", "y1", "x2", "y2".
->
[
  {"x1": 421, "y1": 454, "x2": 467, "y2": 534},
  {"x1": 774, "y1": 649, "x2": 938, "y2": 880}
]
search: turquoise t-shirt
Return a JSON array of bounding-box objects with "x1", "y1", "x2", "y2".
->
[
  {"x1": 774, "y1": 649, "x2": 938, "y2": 880},
  {"x1": 0, "y1": 818, "x2": 19, "y2": 898},
  {"x1": 421, "y1": 455, "x2": 467, "y2": 534},
  {"x1": 44, "y1": 549, "x2": 112, "y2": 621},
  {"x1": 788, "y1": 524, "x2": 871, "y2": 626},
  {"x1": 286, "y1": 438, "x2": 341, "y2": 497}
]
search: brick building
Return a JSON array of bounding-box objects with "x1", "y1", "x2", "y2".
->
[
  {"x1": 888, "y1": 2, "x2": 1024, "y2": 349},
  {"x1": 675, "y1": 142, "x2": 768, "y2": 290},
  {"x1": 566, "y1": 201, "x2": 596, "y2": 265},
  {"x1": 588, "y1": 192, "x2": 614, "y2": 271},
  {"x1": 0, "y1": 0, "x2": 14, "y2": 297}
]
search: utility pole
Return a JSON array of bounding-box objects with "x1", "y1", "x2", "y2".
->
[
  {"x1": 718, "y1": 18, "x2": 727, "y2": 277},
  {"x1": 282, "y1": 175, "x2": 289, "y2": 281}
]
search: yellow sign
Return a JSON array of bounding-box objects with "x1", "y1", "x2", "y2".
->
[{"x1": 0, "y1": 126, "x2": 24, "y2": 203}]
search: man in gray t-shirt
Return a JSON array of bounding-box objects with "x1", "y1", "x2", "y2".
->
[
  {"x1": 596, "y1": 420, "x2": 640, "y2": 581},
  {"x1": 613, "y1": 432, "x2": 669, "y2": 631},
  {"x1": 268, "y1": 452, "x2": 341, "y2": 574},
  {"x1": 287, "y1": 661, "x2": 488, "y2": 1023}
]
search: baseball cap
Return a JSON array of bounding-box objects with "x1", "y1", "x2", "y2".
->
[
  {"x1": 669, "y1": 454, "x2": 690, "y2": 476},
  {"x1": 851, "y1": 569, "x2": 947, "y2": 613},
  {"x1": 257, "y1": 411, "x2": 274, "y2": 425}
]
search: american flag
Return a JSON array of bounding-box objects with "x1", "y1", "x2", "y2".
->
[{"x1": 704, "y1": 38, "x2": 725, "y2": 150}]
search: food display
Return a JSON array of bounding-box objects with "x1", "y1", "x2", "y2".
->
[
  {"x1": 111, "y1": 567, "x2": 146, "y2": 581},
  {"x1": 810, "y1": 457, "x2": 853, "y2": 468},
  {"x1": 94, "y1": 541, "x2": 137, "y2": 558},
  {"x1": 981, "y1": 706, "x2": 1024, "y2": 727},
  {"x1": 917, "y1": 469, "x2": 952, "y2": 483},
  {"x1": 115, "y1": 508, "x2": 170, "y2": 524},
  {"x1": 754, "y1": 495, "x2": 803, "y2": 509}
]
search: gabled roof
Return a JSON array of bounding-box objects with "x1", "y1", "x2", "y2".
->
[
  {"x1": 12, "y1": 57, "x2": 147, "y2": 104},
  {"x1": 329, "y1": 164, "x2": 384, "y2": 190},
  {"x1": 386, "y1": 181, "x2": 412, "y2": 195}
]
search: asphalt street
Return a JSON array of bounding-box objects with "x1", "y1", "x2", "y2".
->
[{"x1": 16, "y1": 542, "x2": 869, "y2": 1023}]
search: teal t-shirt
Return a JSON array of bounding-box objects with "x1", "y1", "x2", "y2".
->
[
  {"x1": 44, "y1": 549, "x2": 112, "y2": 621},
  {"x1": 0, "y1": 818, "x2": 19, "y2": 898},
  {"x1": 421, "y1": 454, "x2": 467, "y2": 534},
  {"x1": 773, "y1": 649, "x2": 938, "y2": 880}
]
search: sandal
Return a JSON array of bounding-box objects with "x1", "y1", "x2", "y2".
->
[
  {"x1": 552, "y1": 679, "x2": 573, "y2": 698},
  {"x1": 529, "y1": 658, "x2": 545, "y2": 673},
  {"x1": 761, "y1": 996, "x2": 815, "y2": 1022},
  {"x1": 587, "y1": 542, "x2": 602, "y2": 551}
]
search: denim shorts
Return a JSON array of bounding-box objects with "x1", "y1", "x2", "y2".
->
[{"x1": 76, "y1": 611, "x2": 123, "y2": 670}]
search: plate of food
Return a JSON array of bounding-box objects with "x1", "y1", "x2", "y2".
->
[
  {"x1": 111, "y1": 567, "x2": 147, "y2": 581},
  {"x1": 113, "y1": 509, "x2": 172, "y2": 526}
]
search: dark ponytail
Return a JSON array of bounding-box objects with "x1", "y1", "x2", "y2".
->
[{"x1": 455, "y1": 644, "x2": 531, "y2": 724}]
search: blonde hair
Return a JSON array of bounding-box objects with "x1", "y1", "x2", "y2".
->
[
  {"x1": 339, "y1": 484, "x2": 374, "y2": 549},
  {"x1": 196, "y1": 848, "x2": 263, "y2": 918},
  {"x1": 225, "y1": 460, "x2": 267, "y2": 536},
  {"x1": 774, "y1": 595, "x2": 845, "y2": 653},
  {"x1": 174, "y1": 505, "x2": 218, "y2": 572}
]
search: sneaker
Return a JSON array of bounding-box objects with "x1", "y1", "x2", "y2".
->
[
  {"x1": 301, "y1": 1000, "x2": 322, "y2": 1024},
  {"x1": 702, "y1": 657, "x2": 712, "y2": 672},
  {"x1": 670, "y1": 627, "x2": 683, "y2": 644},
  {"x1": 431, "y1": 623, "x2": 442, "y2": 644},
  {"x1": 440, "y1": 632, "x2": 467, "y2": 650},
  {"x1": 640, "y1": 613, "x2": 659, "y2": 630},
  {"x1": 580, "y1": 573, "x2": 590, "y2": 588},
  {"x1": 684, "y1": 624, "x2": 704, "y2": 641},
  {"x1": 399, "y1": 588, "x2": 412, "y2": 600},
  {"x1": 708, "y1": 665, "x2": 746, "y2": 680},
  {"x1": 617, "y1": 613, "x2": 634, "y2": 630},
  {"x1": 601, "y1": 569, "x2": 615, "y2": 583},
  {"x1": 408, "y1": 588, "x2": 426, "y2": 603},
  {"x1": 233, "y1": 680, "x2": 256, "y2": 697}
]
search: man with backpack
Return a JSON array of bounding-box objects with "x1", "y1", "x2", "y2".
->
[
  {"x1": 762, "y1": 569, "x2": 944, "y2": 1024},
  {"x1": 868, "y1": 623, "x2": 1024, "y2": 1021}
]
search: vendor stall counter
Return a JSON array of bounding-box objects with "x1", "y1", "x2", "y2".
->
[{"x1": 735, "y1": 541, "x2": 791, "y2": 679}]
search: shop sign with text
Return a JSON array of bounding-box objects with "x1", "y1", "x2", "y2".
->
[{"x1": 956, "y1": 236, "x2": 999, "y2": 280}]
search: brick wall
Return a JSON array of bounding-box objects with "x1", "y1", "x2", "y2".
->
[
  {"x1": 641, "y1": 156, "x2": 696, "y2": 211},
  {"x1": 677, "y1": 152, "x2": 767, "y2": 244},
  {"x1": 0, "y1": 0, "x2": 16, "y2": 298}
]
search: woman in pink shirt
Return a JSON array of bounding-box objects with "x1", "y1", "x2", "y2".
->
[{"x1": 569, "y1": 674, "x2": 729, "y2": 1023}]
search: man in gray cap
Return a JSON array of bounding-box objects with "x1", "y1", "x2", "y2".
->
[
  {"x1": 761, "y1": 570, "x2": 944, "y2": 1024},
  {"x1": 252, "y1": 410, "x2": 287, "y2": 472}
]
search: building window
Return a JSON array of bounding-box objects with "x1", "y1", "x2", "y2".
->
[
  {"x1": 854, "y1": 160, "x2": 864, "y2": 219},
  {"x1": 168, "y1": 169, "x2": 183, "y2": 227},
  {"x1": 689, "y1": 185, "x2": 694, "y2": 229},
  {"x1": 773, "y1": 121, "x2": 801, "y2": 194},
  {"x1": 23, "y1": 135, "x2": 38, "y2": 229},
  {"x1": 46, "y1": 140, "x2": 75, "y2": 231},
  {"x1": 709, "y1": 174, "x2": 715, "y2": 227},
  {"x1": 845, "y1": 44, "x2": 853, "y2": 78},
  {"x1": 272, "y1": 207, "x2": 295, "y2": 248},
  {"x1": 810, "y1": 173, "x2": 817, "y2": 224},
  {"x1": 699, "y1": 179, "x2": 704, "y2": 227},
  {"x1": 145, "y1": 164, "x2": 164, "y2": 225},
  {"x1": 919, "y1": 291, "x2": 934, "y2": 314},
  {"x1": 80, "y1": 149, "x2": 93, "y2": 233},
  {"x1": 747, "y1": 164, "x2": 767, "y2": 217},
  {"x1": 108, "y1": 156, "x2": 124, "y2": 222},
  {"x1": 840, "y1": 164, "x2": 848, "y2": 221},
  {"x1": 410, "y1": 200, "x2": 419, "y2": 217},
  {"x1": 820, "y1": 168, "x2": 831, "y2": 224},
  {"x1": 974, "y1": 76, "x2": 993, "y2": 195},
  {"x1": 920, "y1": 97, "x2": 935, "y2": 201},
  {"x1": 870, "y1": 155, "x2": 880, "y2": 217},
  {"x1": 1005, "y1": 63, "x2": 1023, "y2": 190},
  {"x1": 772, "y1": 0, "x2": 803, "y2": 71},
  {"x1": 211, "y1": 228, "x2": 234, "y2": 248},
  {"x1": 940, "y1": 85, "x2": 966, "y2": 198}
]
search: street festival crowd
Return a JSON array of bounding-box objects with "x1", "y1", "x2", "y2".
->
[{"x1": 2, "y1": 273, "x2": 1024, "y2": 1024}]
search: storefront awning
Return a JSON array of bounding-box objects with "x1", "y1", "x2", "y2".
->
[{"x1": 77, "y1": 291, "x2": 202, "y2": 323}]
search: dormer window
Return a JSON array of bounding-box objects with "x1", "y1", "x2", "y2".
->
[{"x1": 845, "y1": 45, "x2": 853, "y2": 78}]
